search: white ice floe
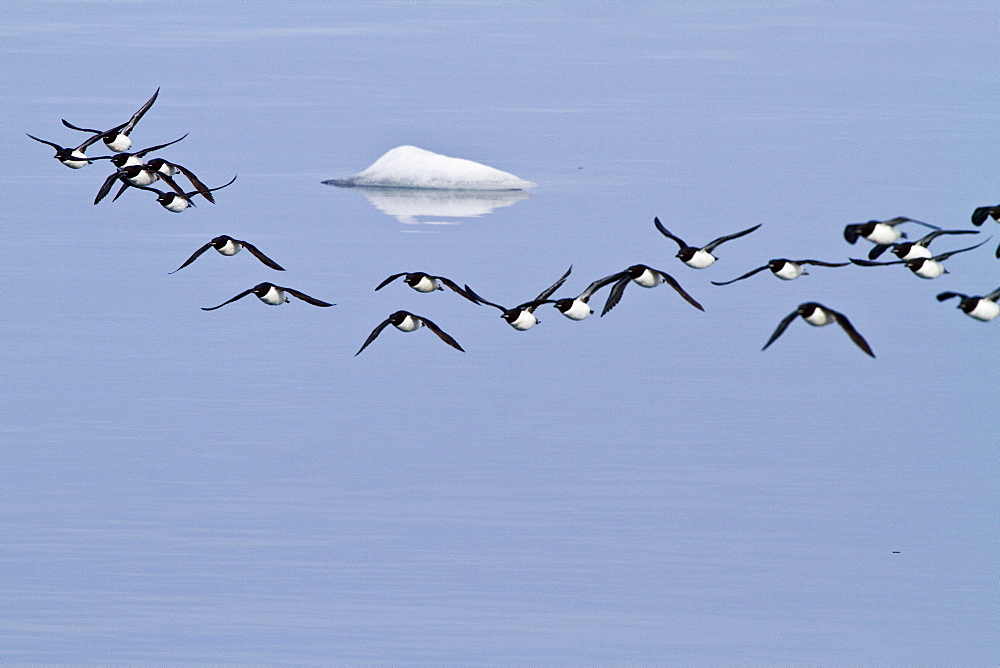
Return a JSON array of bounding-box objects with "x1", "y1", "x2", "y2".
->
[{"x1": 325, "y1": 145, "x2": 536, "y2": 191}]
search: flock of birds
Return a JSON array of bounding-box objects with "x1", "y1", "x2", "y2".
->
[{"x1": 29, "y1": 90, "x2": 1000, "y2": 357}]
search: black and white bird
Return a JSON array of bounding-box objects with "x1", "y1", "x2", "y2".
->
[
  {"x1": 866, "y1": 229, "x2": 979, "y2": 260},
  {"x1": 201, "y1": 282, "x2": 333, "y2": 310},
  {"x1": 712, "y1": 258, "x2": 850, "y2": 286},
  {"x1": 970, "y1": 206, "x2": 1000, "y2": 258},
  {"x1": 843, "y1": 216, "x2": 939, "y2": 246},
  {"x1": 105, "y1": 134, "x2": 188, "y2": 170},
  {"x1": 597, "y1": 265, "x2": 703, "y2": 316},
  {"x1": 850, "y1": 239, "x2": 988, "y2": 279},
  {"x1": 465, "y1": 266, "x2": 572, "y2": 330},
  {"x1": 60, "y1": 88, "x2": 160, "y2": 153},
  {"x1": 355, "y1": 311, "x2": 465, "y2": 355},
  {"x1": 762, "y1": 302, "x2": 874, "y2": 357},
  {"x1": 936, "y1": 288, "x2": 1000, "y2": 322},
  {"x1": 550, "y1": 274, "x2": 622, "y2": 320},
  {"x1": 653, "y1": 217, "x2": 761, "y2": 268},
  {"x1": 131, "y1": 174, "x2": 237, "y2": 212},
  {"x1": 26, "y1": 132, "x2": 113, "y2": 169},
  {"x1": 170, "y1": 236, "x2": 285, "y2": 274},
  {"x1": 375, "y1": 272, "x2": 480, "y2": 304}
]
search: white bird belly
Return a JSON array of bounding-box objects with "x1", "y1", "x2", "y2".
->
[
  {"x1": 912, "y1": 261, "x2": 944, "y2": 279},
  {"x1": 394, "y1": 315, "x2": 422, "y2": 332},
  {"x1": 968, "y1": 300, "x2": 1000, "y2": 321},
  {"x1": 127, "y1": 170, "x2": 157, "y2": 186},
  {"x1": 510, "y1": 310, "x2": 538, "y2": 330},
  {"x1": 411, "y1": 276, "x2": 438, "y2": 292},
  {"x1": 867, "y1": 224, "x2": 902, "y2": 245},
  {"x1": 217, "y1": 240, "x2": 243, "y2": 256},
  {"x1": 633, "y1": 269, "x2": 663, "y2": 288},
  {"x1": 64, "y1": 150, "x2": 89, "y2": 169},
  {"x1": 774, "y1": 262, "x2": 803, "y2": 280},
  {"x1": 163, "y1": 197, "x2": 190, "y2": 213},
  {"x1": 804, "y1": 310, "x2": 834, "y2": 327},
  {"x1": 685, "y1": 250, "x2": 716, "y2": 268},
  {"x1": 561, "y1": 299, "x2": 591, "y2": 320},
  {"x1": 106, "y1": 134, "x2": 132, "y2": 152},
  {"x1": 258, "y1": 286, "x2": 286, "y2": 305},
  {"x1": 899, "y1": 246, "x2": 932, "y2": 260}
]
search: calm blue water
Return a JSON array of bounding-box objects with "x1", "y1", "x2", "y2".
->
[{"x1": 2, "y1": 1, "x2": 997, "y2": 663}]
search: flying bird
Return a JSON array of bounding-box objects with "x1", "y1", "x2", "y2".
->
[
  {"x1": 550, "y1": 273, "x2": 622, "y2": 320},
  {"x1": 843, "y1": 216, "x2": 939, "y2": 245},
  {"x1": 762, "y1": 302, "x2": 874, "y2": 357},
  {"x1": 597, "y1": 264, "x2": 703, "y2": 316},
  {"x1": 355, "y1": 311, "x2": 465, "y2": 355},
  {"x1": 375, "y1": 272, "x2": 481, "y2": 304},
  {"x1": 130, "y1": 174, "x2": 237, "y2": 212},
  {"x1": 464, "y1": 266, "x2": 572, "y2": 330},
  {"x1": 201, "y1": 282, "x2": 333, "y2": 310},
  {"x1": 712, "y1": 258, "x2": 850, "y2": 285},
  {"x1": 850, "y1": 239, "x2": 989, "y2": 279},
  {"x1": 653, "y1": 217, "x2": 761, "y2": 268},
  {"x1": 60, "y1": 87, "x2": 160, "y2": 153},
  {"x1": 936, "y1": 288, "x2": 1000, "y2": 322},
  {"x1": 26, "y1": 132, "x2": 113, "y2": 169},
  {"x1": 170, "y1": 236, "x2": 285, "y2": 274},
  {"x1": 866, "y1": 229, "x2": 979, "y2": 260}
]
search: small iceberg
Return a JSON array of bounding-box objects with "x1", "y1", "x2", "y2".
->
[{"x1": 324, "y1": 145, "x2": 536, "y2": 191}]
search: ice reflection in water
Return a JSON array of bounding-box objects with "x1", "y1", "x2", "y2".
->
[{"x1": 324, "y1": 183, "x2": 533, "y2": 224}]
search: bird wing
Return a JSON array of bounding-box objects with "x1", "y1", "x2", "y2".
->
[
  {"x1": 651, "y1": 269, "x2": 704, "y2": 311},
  {"x1": 702, "y1": 224, "x2": 762, "y2": 253},
  {"x1": 241, "y1": 241, "x2": 285, "y2": 271},
  {"x1": 374, "y1": 273, "x2": 407, "y2": 291},
  {"x1": 201, "y1": 288, "x2": 255, "y2": 311},
  {"x1": 599, "y1": 274, "x2": 632, "y2": 317},
  {"x1": 930, "y1": 238, "x2": 989, "y2": 261},
  {"x1": 169, "y1": 241, "x2": 216, "y2": 274},
  {"x1": 94, "y1": 172, "x2": 122, "y2": 205},
  {"x1": 887, "y1": 216, "x2": 939, "y2": 230},
  {"x1": 133, "y1": 133, "x2": 188, "y2": 158},
  {"x1": 799, "y1": 259, "x2": 850, "y2": 267},
  {"x1": 984, "y1": 287, "x2": 1000, "y2": 301},
  {"x1": 711, "y1": 264, "x2": 769, "y2": 286},
  {"x1": 419, "y1": 317, "x2": 465, "y2": 352},
  {"x1": 26, "y1": 133, "x2": 63, "y2": 150},
  {"x1": 517, "y1": 298, "x2": 558, "y2": 314},
  {"x1": 174, "y1": 163, "x2": 216, "y2": 203},
  {"x1": 935, "y1": 291, "x2": 965, "y2": 303},
  {"x1": 915, "y1": 229, "x2": 977, "y2": 245},
  {"x1": 829, "y1": 309, "x2": 875, "y2": 358},
  {"x1": 761, "y1": 309, "x2": 801, "y2": 351},
  {"x1": 577, "y1": 272, "x2": 624, "y2": 300},
  {"x1": 281, "y1": 287, "x2": 334, "y2": 307},
  {"x1": 971, "y1": 206, "x2": 1000, "y2": 226},
  {"x1": 843, "y1": 224, "x2": 862, "y2": 244},
  {"x1": 535, "y1": 265, "x2": 573, "y2": 301},
  {"x1": 121, "y1": 87, "x2": 160, "y2": 134},
  {"x1": 437, "y1": 277, "x2": 480, "y2": 304},
  {"x1": 155, "y1": 172, "x2": 187, "y2": 195},
  {"x1": 60, "y1": 119, "x2": 102, "y2": 134},
  {"x1": 462, "y1": 285, "x2": 505, "y2": 310},
  {"x1": 195, "y1": 174, "x2": 237, "y2": 197},
  {"x1": 850, "y1": 258, "x2": 904, "y2": 267},
  {"x1": 867, "y1": 244, "x2": 893, "y2": 260},
  {"x1": 653, "y1": 217, "x2": 687, "y2": 250},
  {"x1": 355, "y1": 317, "x2": 395, "y2": 356},
  {"x1": 111, "y1": 180, "x2": 137, "y2": 202}
]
